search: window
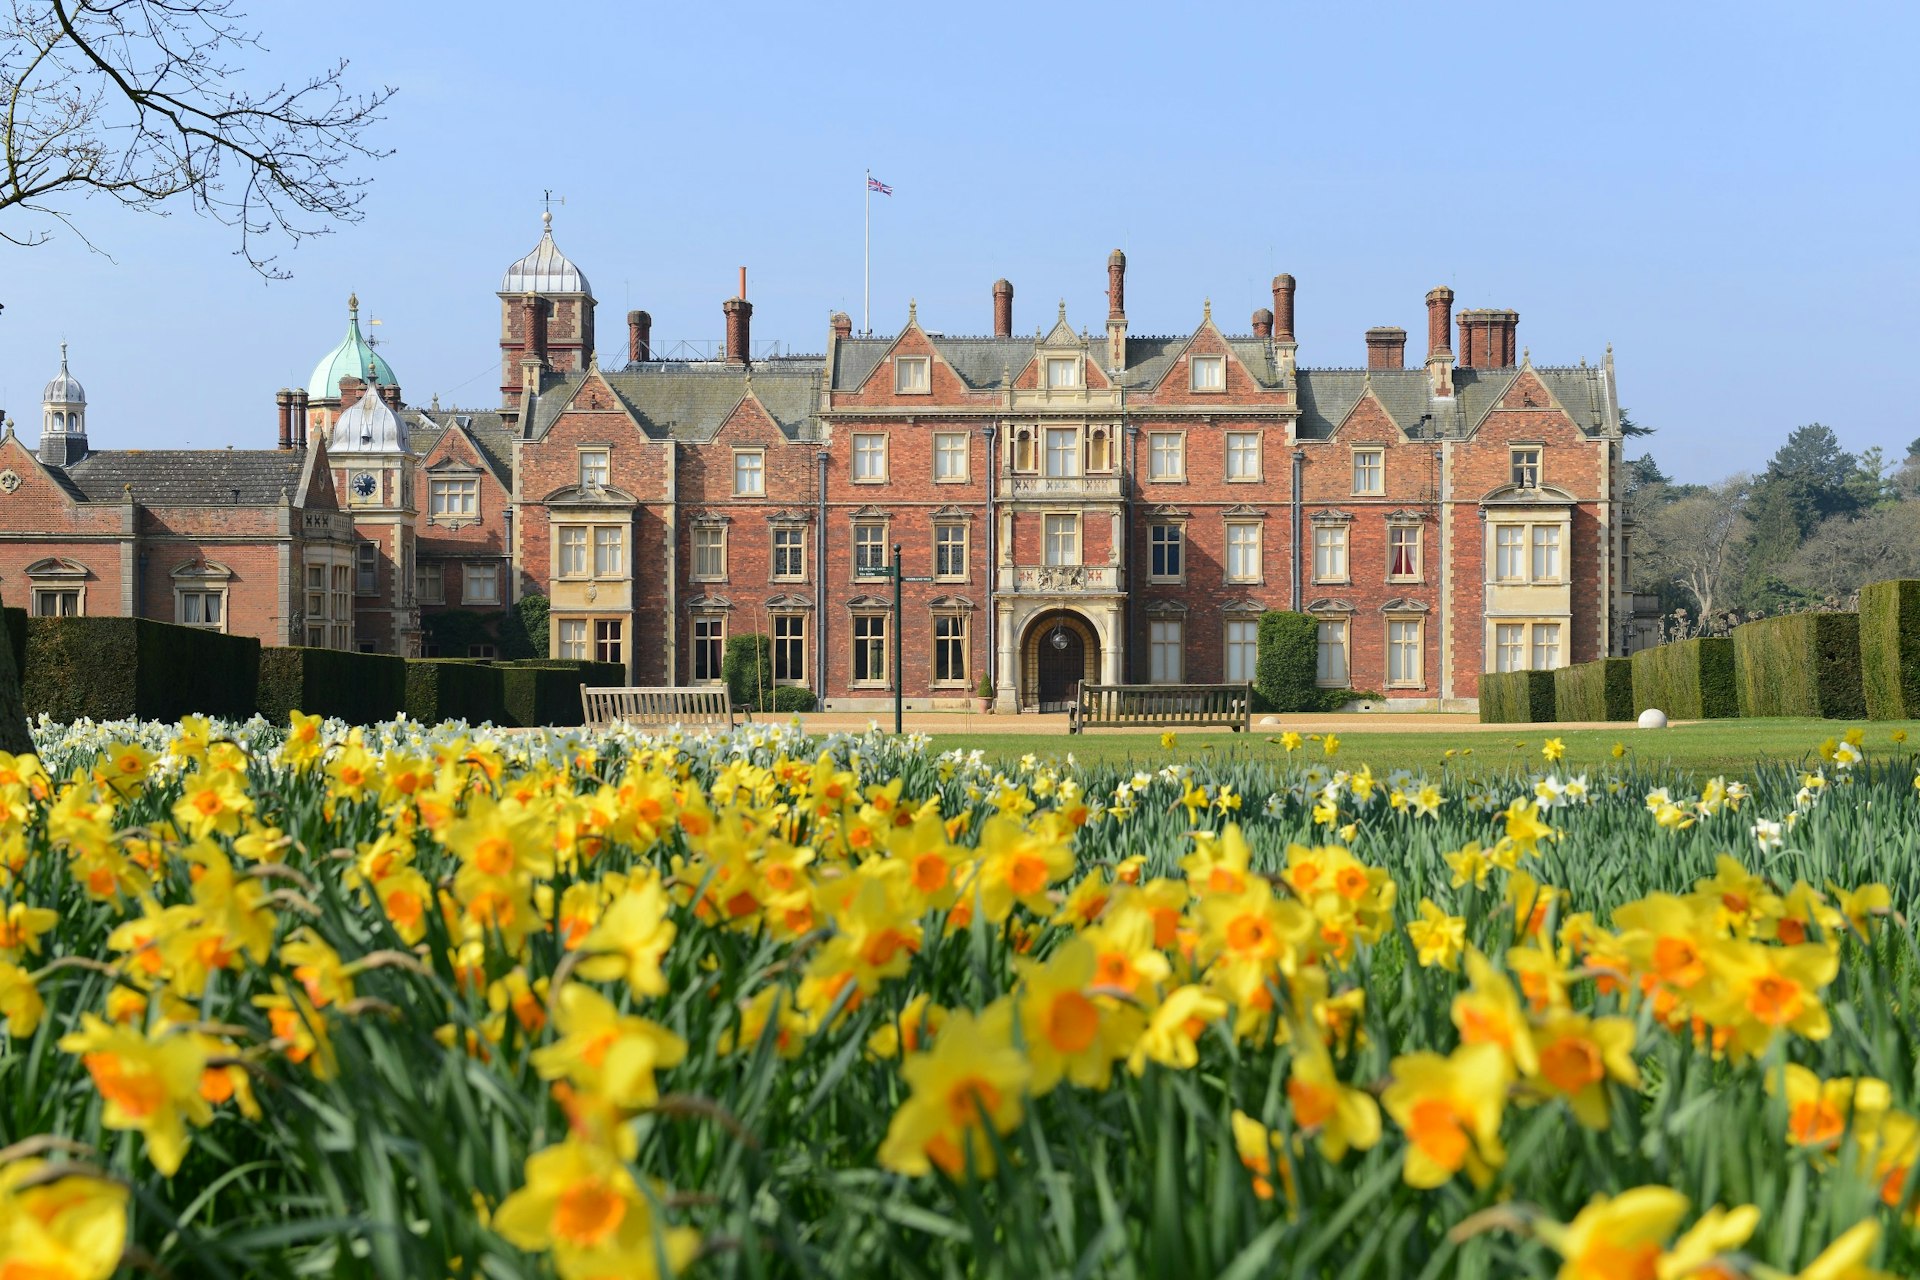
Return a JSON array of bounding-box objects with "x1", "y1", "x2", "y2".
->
[
  {"x1": 594, "y1": 526, "x2": 626, "y2": 578},
  {"x1": 692, "y1": 526, "x2": 725, "y2": 580},
  {"x1": 464, "y1": 565, "x2": 500, "y2": 605},
  {"x1": 733, "y1": 450, "x2": 764, "y2": 497},
  {"x1": 579, "y1": 449, "x2": 610, "y2": 489},
  {"x1": 1511, "y1": 447, "x2": 1542, "y2": 489},
  {"x1": 1495, "y1": 623, "x2": 1526, "y2": 673},
  {"x1": 1353, "y1": 449, "x2": 1384, "y2": 495},
  {"x1": 1312, "y1": 525, "x2": 1348, "y2": 583},
  {"x1": 692, "y1": 617, "x2": 725, "y2": 682},
  {"x1": 1043, "y1": 514, "x2": 1079, "y2": 567},
  {"x1": 854, "y1": 523, "x2": 888, "y2": 577},
  {"x1": 1044, "y1": 427, "x2": 1079, "y2": 478},
  {"x1": 559, "y1": 619, "x2": 588, "y2": 661},
  {"x1": 1226, "y1": 522, "x2": 1261, "y2": 583},
  {"x1": 1494, "y1": 525, "x2": 1527, "y2": 582},
  {"x1": 417, "y1": 562, "x2": 444, "y2": 604},
  {"x1": 1190, "y1": 355, "x2": 1225, "y2": 392},
  {"x1": 934, "y1": 432, "x2": 968, "y2": 481},
  {"x1": 1388, "y1": 619, "x2": 1423, "y2": 687},
  {"x1": 1531, "y1": 526, "x2": 1561, "y2": 581},
  {"x1": 330, "y1": 566, "x2": 351, "y2": 645},
  {"x1": 1316, "y1": 620, "x2": 1350, "y2": 686},
  {"x1": 853, "y1": 614, "x2": 887, "y2": 683},
  {"x1": 594, "y1": 619, "x2": 623, "y2": 665},
  {"x1": 1149, "y1": 433, "x2": 1184, "y2": 480},
  {"x1": 852, "y1": 434, "x2": 887, "y2": 481},
  {"x1": 180, "y1": 591, "x2": 224, "y2": 628},
  {"x1": 895, "y1": 356, "x2": 930, "y2": 394},
  {"x1": 558, "y1": 527, "x2": 588, "y2": 578},
  {"x1": 935, "y1": 523, "x2": 967, "y2": 579},
  {"x1": 1149, "y1": 523, "x2": 1183, "y2": 581},
  {"x1": 1225, "y1": 620, "x2": 1258, "y2": 683},
  {"x1": 306, "y1": 564, "x2": 326, "y2": 618},
  {"x1": 356, "y1": 542, "x2": 378, "y2": 594},
  {"x1": 1046, "y1": 357, "x2": 1078, "y2": 389},
  {"x1": 934, "y1": 614, "x2": 967, "y2": 683},
  {"x1": 33, "y1": 590, "x2": 79, "y2": 617},
  {"x1": 429, "y1": 478, "x2": 478, "y2": 517},
  {"x1": 1389, "y1": 525, "x2": 1422, "y2": 581},
  {"x1": 1531, "y1": 623, "x2": 1562, "y2": 670},
  {"x1": 1149, "y1": 620, "x2": 1184, "y2": 683},
  {"x1": 773, "y1": 614, "x2": 806, "y2": 682},
  {"x1": 307, "y1": 626, "x2": 326, "y2": 647},
  {"x1": 772, "y1": 528, "x2": 805, "y2": 580},
  {"x1": 1226, "y1": 432, "x2": 1261, "y2": 480}
]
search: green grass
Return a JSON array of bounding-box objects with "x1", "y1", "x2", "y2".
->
[{"x1": 929, "y1": 717, "x2": 1920, "y2": 781}]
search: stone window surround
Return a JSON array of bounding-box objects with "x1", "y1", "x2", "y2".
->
[{"x1": 25, "y1": 557, "x2": 88, "y2": 617}]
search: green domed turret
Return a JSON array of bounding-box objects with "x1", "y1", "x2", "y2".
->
[{"x1": 308, "y1": 293, "x2": 397, "y2": 400}]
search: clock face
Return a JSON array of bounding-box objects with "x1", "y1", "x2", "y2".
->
[{"x1": 351, "y1": 472, "x2": 378, "y2": 500}]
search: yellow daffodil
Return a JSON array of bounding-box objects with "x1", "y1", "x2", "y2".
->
[
  {"x1": 878, "y1": 1006, "x2": 1029, "y2": 1178},
  {"x1": 0, "y1": 1158, "x2": 129, "y2": 1280},
  {"x1": 492, "y1": 1136, "x2": 700, "y2": 1280},
  {"x1": 1535, "y1": 1185, "x2": 1690, "y2": 1280},
  {"x1": 58, "y1": 1015, "x2": 212, "y2": 1175},
  {"x1": 1382, "y1": 1042, "x2": 1512, "y2": 1189}
]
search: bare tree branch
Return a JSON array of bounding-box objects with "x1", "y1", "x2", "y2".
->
[{"x1": 0, "y1": 0, "x2": 393, "y2": 277}]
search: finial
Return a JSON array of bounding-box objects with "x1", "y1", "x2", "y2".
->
[
  {"x1": 587, "y1": 350, "x2": 600, "y2": 372},
  {"x1": 1203, "y1": 298, "x2": 1212, "y2": 322},
  {"x1": 59, "y1": 341, "x2": 68, "y2": 371},
  {"x1": 542, "y1": 210, "x2": 553, "y2": 230},
  {"x1": 348, "y1": 292, "x2": 359, "y2": 316},
  {"x1": 908, "y1": 298, "x2": 917, "y2": 325},
  {"x1": 1521, "y1": 346, "x2": 1531, "y2": 366},
  {"x1": 1057, "y1": 299, "x2": 1067, "y2": 322},
  {"x1": 431, "y1": 392, "x2": 440, "y2": 410}
]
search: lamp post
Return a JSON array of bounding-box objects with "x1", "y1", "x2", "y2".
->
[{"x1": 881, "y1": 542, "x2": 932, "y2": 735}]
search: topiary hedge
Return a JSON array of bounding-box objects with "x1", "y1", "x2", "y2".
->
[
  {"x1": 256, "y1": 647, "x2": 407, "y2": 726},
  {"x1": 1630, "y1": 637, "x2": 1738, "y2": 720},
  {"x1": 723, "y1": 633, "x2": 775, "y2": 712},
  {"x1": 1860, "y1": 579, "x2": 1920, "y2": 720},
  {"x1": 23, "y1": 617, "x2": 261, "y2": 723},
  {"x1": 1480, "y1": 670, "x2": 1556, "y2": 723},
  {"x1": 771, "y1": 685, "x2": 817, "y2": 714},
  {"x1": 403, "y1": 659, "x2": 504, "y2": 725},
  {"x1": 497, "y1": 659, "x2": 624, "y2": 728},
  {"x1": 500, "y1": 593, "x2": 550, "y2": 660},
  {"x1": 1255, "y1": 611, "x2": 1319, "y2": 713},
  {"x1": 1554, "y1": 658, "x2": 1634, "y2": 723},
  {"x1": 1732, "y1": 613, "x2": 1865, "y2": 720}
]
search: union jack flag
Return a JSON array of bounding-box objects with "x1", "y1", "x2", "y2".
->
[{"x1": 867, "y1": 175, "x2": 892, "y2": 195}]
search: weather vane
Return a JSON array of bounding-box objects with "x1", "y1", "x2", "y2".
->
[{"x1": 542, "y1": 189, "x2": 566, "y2": 215}]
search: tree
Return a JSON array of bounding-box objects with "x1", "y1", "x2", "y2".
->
[
  {"x1": 1780, "y1": 503, "x2": 1920, "y2": 604},
  {"x1": 2, "y1": 0, "x2": 393, "y2": 275},
  {"x1": 1738, "y1": 423, "x2": 1861, "y2": 608},
  {"x1": 1634, "y1": 475, "x2": 1751, "y2": 630},
  {"x1": 1618, "y1": 407, "x2": 1654, "y2": 438}
]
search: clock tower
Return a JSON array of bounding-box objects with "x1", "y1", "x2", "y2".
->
[{"x1": 325, "y1": 378, "x2": 421, "y2": 655}]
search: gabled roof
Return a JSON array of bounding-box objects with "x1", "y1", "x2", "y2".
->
[
  {"x1": 529, "y1": 363, "x2": 823, "y2": 444},
  {"x1": 410, "y1": 410, "x2": 515, "y2": 484},
  {"x1": 60, "y1": 449, "x2": 311, "y2": 504},
  {"x1": 1295, "y1": 370, "x2": 1439, "y2": 440}
]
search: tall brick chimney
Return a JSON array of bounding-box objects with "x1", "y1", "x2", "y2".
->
[
  {"x1": 521, "y1": 294, "x2": 547, "y2": 370},
  {"x1": 1271, "y1": 274, "x2": 1297, "y2": 343},
  {"x1": 275, "y1": 389, "x2": 293, "y2": 450},
  {"x1": 830, "y1": 312, "x2": 852, "y2": 341},
  {"x1": 723, "y1": 267, "x2": 751, "y2": 365},
  {"x1": 1251, "y1": 308, "x2": 1273, "y2": 340},
  {"x1": 291, "y1": 389, "x2": 310, "y2": 448},
  {"x1": 1106, "y1": 251, "x2": 1127, "y2": 371},
  {"x1": 628, "y1": 310, "x2": 651, "y2": 363},
  {"x1": 1456, "y1": 309, "x2": 1519, "y2": 369},
  {"x1": 380, "y1": 384, "x2": 402, "y2": 411},
  {"x1": 1366, "y1": 327, "x2": 1407, "y2": 370},
  {"x1": 992, "y1": 279, "x2": 1014, "y2": 337},
  {"x1": 1425, "y1": 286, "x2": 1456, "y2": 398}
]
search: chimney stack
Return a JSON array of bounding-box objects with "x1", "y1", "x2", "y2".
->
[
  {"x1": 1106, "y1": 251, "x2": 1128, "y2": 371},
  {"x1": 723, "y1": 268, "x2": 752, "y2": 365},
  {"x1": 275, "y1": 389, "x2": 293, "y2": 451},
  {"x1": 1455, "y1": 308, "x2": 1519, "y2": 369},
  {"x1": 291, "y1": 389, "x2": 310, "y2": 448},
  {"x1": 1251, "y1": 308, "x2": 1273, "y2": 340},
  {"x1": 1271, "y1": 274, "x2": 1297, "y2": 344},
  {"x1": 992, "y1": 279, "x2": 1014, "y2": 337},
  {"x1": 521, "y1": 294, "x2": 547, "y2": 370},
  {"x1": 1365, "y1": 326, "x2": 1407, "y2": 370},
  {"x1": 1424, "y1": 286, "x2": 1456, "y2": 398},
  {"x1": 627, "y1": 310, "x2": 651, "y2": 363},
  {"x1": 830, "y1": 312, "x2": 852, "y2": 341}
]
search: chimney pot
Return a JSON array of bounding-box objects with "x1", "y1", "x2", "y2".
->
[
  {"x1": 992, "y1": 279, "x2": 1014, "y2": 337},
  {"x1": 1251, "y1": 308, "x2": 1273, "y2": 340},
  {"x1": 275, "y1": 388, "x2": 293, "y2": 451},
  {"x1": 1366, "y1": 326, "x2": 1407, "y2": 370},
  {"x1": 723, "y1": 296, "x2": 753, "y2": 365},
  {"x1": 1271, "y1": 273, "x2": 1297, "y2": 343},
  {"x1": 830, "y1": 311, "x2": 852, "y2": 341},
  {"x1": 1106, "y1": 251, "x2": 1126, "y2": 319},
  {"x1": 1424, "y1": 286, "x2": 1455, "y2": 360},
  {"x1": 627, "y1": 309, "x2": 652, "y2": 363}
]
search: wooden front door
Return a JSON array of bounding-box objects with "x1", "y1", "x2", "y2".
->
[{"x1": 1035, "y1": 626, "x2": 1085, "y2": 711}]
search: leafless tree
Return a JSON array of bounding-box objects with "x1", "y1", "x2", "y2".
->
[
  {"x1": 1781, "y1": 503, "x2": 1920, "y2": 601},
  {"x1": 2, "y1": 0, "x2": 393, "y2": 276},
  {"x1": 1634, "y1": 475, "x2": 1752, "y2": 625}
]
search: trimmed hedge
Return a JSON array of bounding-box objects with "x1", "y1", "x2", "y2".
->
[
  {"x1": 23, "y1": 617, "x2": 261, "y2": 722},
  {"x1": 1860, "y1": 580, "x2": 1920, "y2": 720},
  {"x1": 497, "y1": 659, "x2": 624, "y2": 728},
  {"x1": 256, "y1": 647, "x2": 407, "y2": 725},
  {"x1": 722, "y1": 633, "x2": 775, "y2": 712},
  {"x1": 1630, "y1": 637, "x2": 1738, "y2": 720},
  {"x1": 0, "y1": 605, "x2": 28, "y2": 754},
  {"x1": 1554, "y1": 658, "x2": 1635, "y2": 723},
  {"x1": 771, "y1": 685, "x2": 817, "y2": 714},
  {"x1": 1480, "y1": 670, "x2": 1556, "y2": 723},
  {"x1": 1255, "y1": 611, "x2": 1319, "y2": 713},
  {"x1": 403, "y1": 659, "x2": 505, "y2": 725},
  {"x1": 1732, "y1": 612, "x2": 1865, "y2": 720}
]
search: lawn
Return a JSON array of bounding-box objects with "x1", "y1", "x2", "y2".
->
[{"x1": 929, "y1": 716, "x2": 1920, "y2": 781}]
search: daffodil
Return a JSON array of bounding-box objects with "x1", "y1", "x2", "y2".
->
[
  {"x1": 877, "y1": 1006, "x2": 1029, "y2": 1178},
  {"x1": 0, "y1": 1158, "x2": 129, "y2": 1280},
  {"x1": 1285, "y1": 1036, "x2": 1381, "y2": 1161},
  {"x1": 574, "y1": 876, "x2": 678, "y2": 998},
  {"x1": 58, "y1": 1015, "x2": 212, "y2": 1175},
  {"x1": 1128, "y1": 985, "x2": 1227, "y2": 1075},
  {"x1": 1407, "y1": 900, "x2": 1466, "y2": 970},
  {"x1": 492, "y1": 1136, "x2": 700, "y2": 1280},
  {"x1": 1229, "y1": 1110, "x2": 1297, "y2": 1208},
  {"x1": 1382, "y1": 1043, "x2": 1512, "y2": 1189},
  {"x1": 1535, "y1": 1185, "x2": 1690, "y2": 1280}
]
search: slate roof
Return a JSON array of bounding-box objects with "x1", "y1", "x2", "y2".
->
[
  {"x1": 529, "y1": 362, "x2": 824, "y2": 443},
  {"x1": 408, "y1": 410, "x2": 516, "y2": 481},
  {"x1": 60, "y1": 450, "x2": 310, "y2": 504},
  {"x1": 1292, "y1": 365, "x2": 1615, "y2": 440}
]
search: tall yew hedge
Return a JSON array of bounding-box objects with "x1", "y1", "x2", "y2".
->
[
  {"x1": 1732, "y1": 613, "x2": 1865, "y2": 720},
  {"x1": 1860, "y1": 580, "x2": 1920, "y2": 720}
]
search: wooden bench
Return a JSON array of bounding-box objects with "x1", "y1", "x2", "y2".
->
[
  {"x1": 1068, "y1": 683, "x2": 1252, "y2": 734},
  {"x1": 580, "y1": 686, "x2": 736, "y2": 730}
]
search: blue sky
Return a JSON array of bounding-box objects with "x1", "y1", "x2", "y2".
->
[{"x1": 3, "y1": 1, "x2": 1915, "y2": 480}]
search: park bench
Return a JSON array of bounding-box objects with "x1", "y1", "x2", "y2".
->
[
  {"x1": 1068, "y1": 683, "x2": 1253, "y2": 734},
  {"x1": 580, "y1": 686, "x2": 736, "y2": 730}
]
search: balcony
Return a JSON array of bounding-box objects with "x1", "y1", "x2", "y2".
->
[
  {"x1": 998, "y1": 564, "x2": 1120, "y2": 594},
  {"x1": 301, "y1": 510, "x2": 356, "y2": 540},
  {"x1": 997, "y1": 474, "x2": 1122, "y2": 501}
]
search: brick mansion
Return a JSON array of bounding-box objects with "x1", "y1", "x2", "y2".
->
[{"x1": 0, "y1": 216, "x2": 1640, "y2": 711}]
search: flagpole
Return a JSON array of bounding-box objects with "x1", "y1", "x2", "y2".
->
[{"x1": 863, "y1": 168, "x2": 871, "y2": 336}]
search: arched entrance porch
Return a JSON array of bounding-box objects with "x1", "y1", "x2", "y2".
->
[{"x1": 1020, "y1": 609, "x2": 1101, "y2": 712}]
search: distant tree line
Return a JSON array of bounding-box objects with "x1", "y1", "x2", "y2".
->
[{"x1": 1628, "y1": 420, "x2": 1920, "y2": 637}]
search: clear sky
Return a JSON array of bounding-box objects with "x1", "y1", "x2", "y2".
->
[{"x1": 3, "y1": 0, "x2": 1915, "y2": 481}]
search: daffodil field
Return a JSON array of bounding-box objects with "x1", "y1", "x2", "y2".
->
[{"x1": 3, "y1": 714, "x2": 1920, "y2": 1279}]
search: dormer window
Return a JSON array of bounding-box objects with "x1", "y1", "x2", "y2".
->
[
  {"x1": 1191, "y1": 355, "x2": 1226, "y2": 392},
  {"x1": 1045, "y1": 357, "x2": 1079, "y2": 389},
  {"x1": 895, "y1": 356, "x2": 930, "y2": 394}
]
